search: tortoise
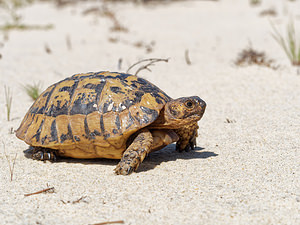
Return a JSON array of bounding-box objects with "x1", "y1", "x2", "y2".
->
[{"x1": 16, "y1": 71, "x2": 206, "y2": 175}]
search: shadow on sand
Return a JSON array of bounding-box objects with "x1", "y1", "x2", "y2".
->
[
  {"x1": 24, "y1": 144, "x2": 218, "y2": 173},
  {"x1": 138, "y1": 144, "x2": 218, "y2": 173}
]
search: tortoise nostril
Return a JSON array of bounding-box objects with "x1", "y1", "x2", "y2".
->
[{"x1": 199, "y1": 99, "x2": 206, "y2": 109}]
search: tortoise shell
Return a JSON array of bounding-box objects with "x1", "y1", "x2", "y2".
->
[{"x1": 16, "y1": 71, "x2": 171, "y2": 159}]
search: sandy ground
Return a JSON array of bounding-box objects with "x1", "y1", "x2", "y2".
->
[{"x1": 0, "y1": 0, "x2": 299, "y2": 224}]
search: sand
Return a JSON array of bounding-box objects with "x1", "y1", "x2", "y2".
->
[{"x1": 0, "y1": 0, "x2": 299, "y2": 224}]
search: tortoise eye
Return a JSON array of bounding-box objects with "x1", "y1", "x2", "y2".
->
[{"x1": 185, "y1": 100, "x2": 194, "y2": 108}]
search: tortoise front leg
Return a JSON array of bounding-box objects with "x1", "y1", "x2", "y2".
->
[
  {"x1": 175, "y1": 122, "x2": 199, "y2": 152},
  {"x1": 114, "y1": 129, "x2": 153, "y2": 175}
]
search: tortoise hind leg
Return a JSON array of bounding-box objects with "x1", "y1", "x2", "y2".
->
[
  {"x1": 114, "y1": 129, "x2": 153, "y2": 175},
  {"x1": 31, "y1": 147, "x2": 58, "y2": 162}
]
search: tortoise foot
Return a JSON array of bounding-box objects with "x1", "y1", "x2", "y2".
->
[
  {"x1": 115, "y1": 145, "x2": 148, "y2": 175},
  {"x1": 32, "y1": 147, "x2": 57, "y2": 162},
  {"x1": 177, "y1": 135, "x2": 197, "y2": 152},
  {"x1": 114, "y1": 158, "x2": 136, "y2": 175},
  {"x1": 114, "y1": 129, "x2": 152, "y2": 175}
]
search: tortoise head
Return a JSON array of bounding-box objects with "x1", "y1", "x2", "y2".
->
[{"x1": 151, "y1": 96, "x2": 206, "y2": 129}]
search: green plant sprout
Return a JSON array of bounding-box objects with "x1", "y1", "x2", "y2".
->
[
  {"x1": 271, "y1": 21, "x2": 300, "y2": 66},
  {"x1": 23, "y1": 82, "x2": 42, "y2": 101}
]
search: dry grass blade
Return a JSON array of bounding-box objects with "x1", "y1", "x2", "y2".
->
[
  {"x1": 66, "y1": 34, "x2": 72, "y2": 50},
  {"x1": 0, "y1": 24, "x2": 53, "y2": 31},
  {"x1": 91, "y1": 220, "x2": 124, "y2": 225},
  {"x1": 271, "y1": 21, "x2": 300, "y2": 66},
  {"x1": 9, "y1": 127, "x2": 14, "y2": 134},
  {"x1": 250, "y1": 0, "x2": 261, "y2": 6},
  {"x1": 185, "y1": 49, "x2": 191, "y2": 65},
  {"x1": 126, "y1": 58, "x2": 169, "y2": 76},
  {"x1": 24, "y1": 187, "x2": 55, "y2": 197},
  {"x1": 2, "y1": 141, "x2": 17, "y2": 181},
  {"x1": 23, "y1": 82, "x2": 42, "y2": 101},
  {"x1": 4, "y1": 85, "x2": 13, "y2": 121},
  {"x1": 118, "y1": 58, "x2": 123, "y2": 70}
]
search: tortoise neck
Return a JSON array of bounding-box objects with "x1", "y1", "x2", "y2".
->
[{"x1": 149, "y1": 107, "x2": 199, "y2": 129}]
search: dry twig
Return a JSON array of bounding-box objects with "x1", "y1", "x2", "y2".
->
[
  {"x1": 24, "y1": 187, "x2": 55, "y2": 197},
  {"x1": 61, "y1": 196, "x2": 88, "y2": 204},
  {"x1": 126, "y1": 58, "x2": 169, "y2": 76},
  {"x1": 91, "y1": 220, "x2": 124, "y2": 225}
]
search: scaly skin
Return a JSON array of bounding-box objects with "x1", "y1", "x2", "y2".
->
[
  {"x1": 32, "y1": 147, "x2": 58, "y2": 161},
  {"x1": 175, "y1": 122, "x2": 199, "y2": 152},
  {"x1": 114, "y1": 129, "x2": 153, "y2": 175}
]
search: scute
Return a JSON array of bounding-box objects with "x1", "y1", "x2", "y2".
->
[{"x1": 16, "y1": 71, "x2": 171, "y2": 158}]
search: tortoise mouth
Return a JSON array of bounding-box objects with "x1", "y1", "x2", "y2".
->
[
  {"x1": 166, "y1": 114, "x2": 203, "y2": 129},
  {"x1": 187, "y1": 114, "x2": 203, "y2": 123},
  {"x1": 182, "y1": 106, "x2": 206, "y2": 121}
]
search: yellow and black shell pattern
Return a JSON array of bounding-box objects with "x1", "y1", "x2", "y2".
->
[{"x1": 16, "y1": 71, "x2": 171, "y2": 159}]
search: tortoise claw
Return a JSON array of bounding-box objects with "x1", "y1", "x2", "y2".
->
[
  {"x1": 32, "y1": 148, "x2": 57, "y2": 162},
  {"x1": 190, "y1": 143, "x2": 195, "y2": 150},
  {"x1": 190, "y1": 137, "x2": 196, "y2": 150},
  {"x1": 176, "y1": 138, "x2": 197, "y2": 152},
  {"x1": 114, "y1": 163, "x2": 135, "y2": 175},
  {"x1": 176, "y1": 142, "x2": 191, "y2": 152}
]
